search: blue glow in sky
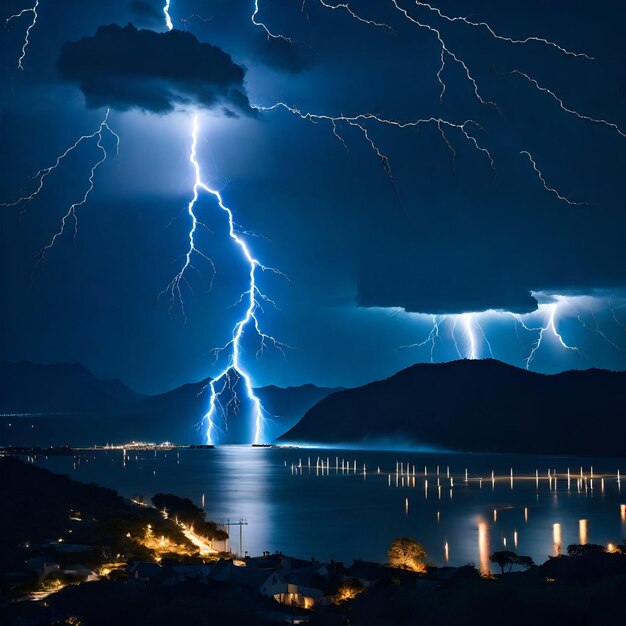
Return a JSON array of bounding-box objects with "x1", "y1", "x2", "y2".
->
[{"x1": 1, "y1": 0, "x2": 625, "y2": 394}]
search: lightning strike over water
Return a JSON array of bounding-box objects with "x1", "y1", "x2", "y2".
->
[
  {"x1": 5, "y1": 0, "x2": 39, "y2": 70},
  {"x1": 520, "y1": 150, "x2": 587, "y2": 206},
  {"x1": 172, "y1": 115, "x2": 285, "y2": 445},
  {"x1": 1, "y1": 110, "x2": 119, "y2": 269}
]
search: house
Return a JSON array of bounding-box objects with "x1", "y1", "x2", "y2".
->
[
  {"x1": 343, "y1": 559, "x2": 390, "y2": 587},
  {"x1": 128, "y1": 561, "x2": 169, "y2": 586},
  {"x1": 59, "y1": 563, "x2": 97, "y2": 581},
  {"x1": 266, "y1": 566, "x2": 338, "y2": 608},
  {"x1": 26, "y1": 556, "x2": 60, "y2": 579}
]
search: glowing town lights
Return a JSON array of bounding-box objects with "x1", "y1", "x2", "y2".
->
[
  {"x1": 579, "y1": 519, "x2": 588, "y2": 545},
  {"x1": 5, "y1": 0, "x2": 39, "y2": 69},
  {"x1": 553, "y1": 523, "x2": 562, "y2": 556}
]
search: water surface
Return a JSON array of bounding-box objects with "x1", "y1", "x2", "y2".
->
[{"x1": 34, "y1": 447, "x2": 626, "y2": 570}]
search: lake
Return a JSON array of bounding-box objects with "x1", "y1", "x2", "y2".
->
[{"x1": 33, "y1": 446, "x2": 626, "y2": 572}]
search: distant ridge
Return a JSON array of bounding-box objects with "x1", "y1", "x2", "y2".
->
[
  {"x1": 0, "y1": 362, "x2": 340, "y2": 446},
  {"x1": 280, "y1": 359, "x2": 626, "y2": 457}
]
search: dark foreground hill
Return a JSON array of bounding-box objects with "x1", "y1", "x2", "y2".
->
[
  {"x1": 0, "y1": 362, "x2": 339, "y2": 446},
  {"x1": 280, "y1": 359, "x2": 626, "y2": 457}
]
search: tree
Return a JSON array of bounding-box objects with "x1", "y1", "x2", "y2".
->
[
  {"x1": 388, "y1": 537, "x2": 428, "y2": 573},
  {"x1": 337, "y1": 578, "x2": 365, "y2": 602},
  {"x1": 566, "y1": 544, "x2": 605, "y2": 557},
  {"x1": 490, "y1": 551, "x2": 517, "y2": 574},
  {"x1": 490, "y1": 551, "x2": 535, "y2": 574},
  {"x1": 516, "y1": 555, "x2": 535, "y2": 570}
]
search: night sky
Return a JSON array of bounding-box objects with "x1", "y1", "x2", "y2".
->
[{"x1": 1, "y1": 0, "x2": 625, "y2": 394}]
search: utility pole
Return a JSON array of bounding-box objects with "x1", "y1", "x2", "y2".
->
[{"x1": 220, "y1": 518, "x2": 248, "y2": 556}]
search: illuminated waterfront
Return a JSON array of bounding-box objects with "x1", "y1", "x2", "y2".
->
[{"x1": 32, "y1": 447, "x2": 626, "y2": 570}]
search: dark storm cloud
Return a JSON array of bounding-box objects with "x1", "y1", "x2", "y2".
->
[
  {"x1": 356, "y1": 257, "x2": 539, "y2": 315},
  {"x1": 57, "y1": 24, "x2": 253, "y2": 115}
]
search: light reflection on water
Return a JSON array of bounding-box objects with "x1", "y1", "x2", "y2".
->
[{"x1": 35, "y1": 447, "x2": 626, "y2": 570}]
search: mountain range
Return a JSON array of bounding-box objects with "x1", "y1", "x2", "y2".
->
[
  {"x1": 3, "y1": 359, "x2": 625, "y2": 456},
  {"x1": 280, "y1": 359, "x2": 626, "y2": 457},
  {"x1": 0, "y1": 362, "x2": 339, "y2": 447}
]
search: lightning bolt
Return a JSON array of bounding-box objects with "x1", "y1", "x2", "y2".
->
[
  {"x1": 399, "y1": 314, "x2": 445, "y2": 362},
  {"x1": 252, "y1": 102, "x2": 494, "y2": 183},
  {"x1": 565, "y1": 300, "x2": 625, "y2": 353},
  {"x1": 513, "y1": 302, "x2": 580, "y2": 369},
  {"x1": 402, "y1": 312, "x2": 493, "y2": 361},
  {"x1": 5, "y1": 0, "x2": 39, "y2": 70},
  {"x1": 520, "y1": 150, "x2": 587, "y2": 206},
  {"x1": 252, "y1": 0, "x2": 291, "y2": 41},
  {"x1": 390, "y1": 0, "x2": 494, "y2": 106},
  {"x1": 163, "y1": 0, "x2": 173, "y2": 31},
  {"x1": 179, "y1": 14, "x2": 213, "y2": 31},
  {"x1": 35, "y1": 111, "x2": 119, "y2": 270},
  {"x1": 610, "y1": 301, "x2": 626, "y2": 333},
  {"x1": 462, "y1": 313, "x2": 478, "y2": 360},
  {"x1": 1, "y1": 110, "x2": 119, "y2": 269},
  {"x1": 317, "y1": 1, "x2": 392, "y2": 30},
  {"x1": 513, "y1": 70, "x2": 626, "y2": 140},
  {"x1": 413, "y1": 2, "x2": 592, "y2": 59},
  {"x1": 173, "y1": 115, "x2": 286, "y2": 445}
]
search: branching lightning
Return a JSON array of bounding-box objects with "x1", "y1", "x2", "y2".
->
[
  {"x1": 399, "y1": 315, "x2": 445, "y2": 362},
  {"x1": 179, "y1": 14, "x2": 213, "y2": 31},
  {"x1": 252, "y1": 102, "x2": 494, "y2": 182},
  {"x1": 513, "y1": 70, "x2": 626, "y2": 140},
  {"x1": 317, "y1": 1, "x2": 392, "y2": 30},
  {"x1": 413, "y1": 2, "x2": 592, "y2": 59},
  {"x1": 401, "y1": 312, "x2": 494, "y2": 362},
  {"x1": 252, "y1": 0, "x2": 291, "y2": 41},
  {"x1": 513, "y1": 303, "x2": 580, "y2": 369},
  {"x1": 5, "y1": 0, "x2": 39, "y2": 70},
  {"x1": 1, "y1": 110, "x2": 119, "y2": 270},
  {"x1": 171, "y1": 115, "x2": 286, "y2": 445},
  {"x1": 390, "y1": 0, "x2": 494, "y2": 106},
  {"x1": 520, "y1": 150, "x2": 587, "y2": 206}
]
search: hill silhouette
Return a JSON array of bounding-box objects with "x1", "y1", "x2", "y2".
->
[
  {"x1": 280, "y1": 359, "x2": 626, "y2": 456},
  {"x1": 0, "y1": 362, "x2": 339, "y2": 446}
]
